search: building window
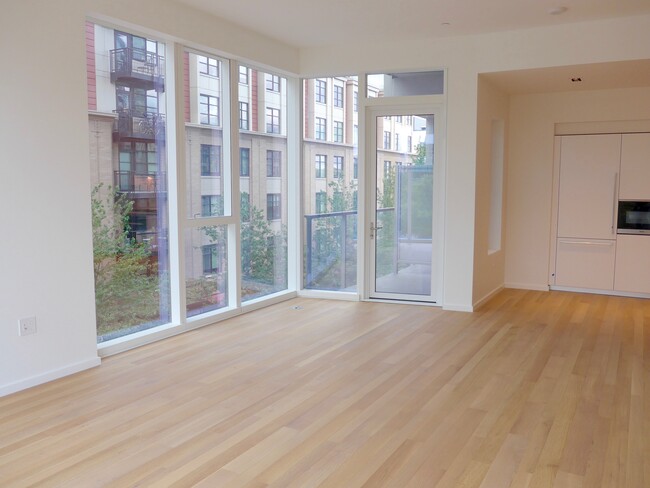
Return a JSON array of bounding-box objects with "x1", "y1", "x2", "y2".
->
[
  {"x1": 315, "y1": 79, "x2": 327, "y2": 103},
  {"x1": 334, "y1": 85, "x2": 343, "y2": 108},
  {"x1": 239, "y1": 101, "x2": 249, "y2": 130},
  {"x1": 383, "y1": 131, "x2": 391, "y2": 150},
  {"x1": 395, "y1": 116, "x2": 402, "y2": 123},
  {"x1": 315, "y1": 154, "x2": 327, "y2": 178},
  {"x1": 353, "y1": 157, "x2": 358, "y2": 179},
  {"x1": 315, "y1": 117, "x2": 326, "y2": 141},
  {"x1": 266, "y1": 74, "x2": 280, "y2": 92},
  {"x1": 354, "y1": 125, "x2": 358, "y2": 146},
  {"x1": 199, "y1": 94, "x2": 219, "y2": 126},
  {"x1": 405, "y1": 116, "x2": 412, "y2": 125},
  {"x1": 333, "y1": 156, "x2": 344, "y2": 179},
  {"x1": 354, "y1": 91, "x2": 358, "y2": 112},
  {"x1": 334, "y1": 121, "x2": 343, "y2": 143},
  {"x1": 407, "y1": 136, "x2": 412, "y2": 152},
  {"x1": 201, "y1": 195, "x2": 223, "y2": 217},
  {"x1": 266, "y1": 150, "x2": 281, "y2": 177},
  {"x1": 200, "y1": 144, "x2": 220, "y2": 176},
  {"x1": 316, "y1": 191, "x2": 327, "y2": 214},
  {"x1": 384, "y1": 160, "x2": 392, "y2": 174},
  {"x1": 198, "y1": 55, "x2": 219, "y2": 77},
  {"x1": 239, "y1": 65, "x2": 248, "y2": 84},
  {"x1": 267, "y1": 193, "x2": 281, "y2": 220},
  {"x1": 266, "y1": 107, "x2": 280, "y2": 134},
  {"x1": 202, "y1": 244, "x2": 220, "y2": 274},
  {"x1": 395, "y1": 134, "x2": 401, "y2": 151},
  {"x1": 240, "y1": 148, "x2": 250, "y2": 176}
]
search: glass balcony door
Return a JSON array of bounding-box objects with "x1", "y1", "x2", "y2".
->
[{"x1": 366, "y1": 107, "x2": 443, "y2": 303}]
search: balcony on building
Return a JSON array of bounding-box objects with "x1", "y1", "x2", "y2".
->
[
  {"x1": 113, "y1": 110, "x2": 166, "y2": 142},
  {"x1": 114, "y1": 171, "x2": 167, "y2": 199},
  {"x1": 110, "y1": 47, "x2": 165, "y2": 91}
]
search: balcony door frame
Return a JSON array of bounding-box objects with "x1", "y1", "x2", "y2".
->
[{"x1": 361, "y1": 98, "x2": 446, "y2": 304}]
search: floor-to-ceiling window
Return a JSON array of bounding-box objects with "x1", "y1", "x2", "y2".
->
[
  {"x1": 86, "y1": 21, "x2": 296, "y2": 346},
  {"x1": 302, "y1": 76, "x2": 359, "y2": 292},
  {"x1": 87, "y1": 23, "x2": 170, "y2": 342}
]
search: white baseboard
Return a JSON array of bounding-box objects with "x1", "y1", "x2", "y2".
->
[
  {"x1": 443, "y1": 303, "x2": 474, "y2": 312},
  {"x1": 298, "y1": 289, "x2": 360, "y2": 301},
  {"x1": 0, "y1": 356, "x2": 101, "y2": 398},
  {"x1": 473, "y1": 285, "x2": 505, "y2": 310},
  {"x1": 504, "y1": 282, "x2": 550, "y2": 292}
]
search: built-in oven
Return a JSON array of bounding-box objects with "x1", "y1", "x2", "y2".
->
[{"x1": 617, "y1": 201, "x2": 650, "y2": 234}]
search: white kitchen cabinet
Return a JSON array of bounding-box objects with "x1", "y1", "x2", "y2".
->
[
  {"x1": 557, "y1": 134, "x2": 621, "y2": 240},
  {"x1": 619, "y1": 133, "x2": 650, "y2": 200},
  {"x1": 614, "y1": 235, "x2": 650, "y2": 293},
  {"x1": 555, "y1": 238, "x2": 616, "y2": 289}
]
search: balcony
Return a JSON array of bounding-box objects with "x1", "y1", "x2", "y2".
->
[
  {"x1": 113, "y1": 110, "x2": 165, "y2": 142},
  {"x1": 110, "y1": 48, "x2": 165, "y2": 91},
  {"x1": 114, "y1": 171, "x2": 167, "y2": 197}
]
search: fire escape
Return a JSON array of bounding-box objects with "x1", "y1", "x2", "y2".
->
[{"x1": 109, "y1": 43, "x2": 167, "y2": 247}]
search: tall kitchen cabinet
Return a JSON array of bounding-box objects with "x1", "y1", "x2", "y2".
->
[
  {"x1": 553, "y1": 134, "x2": 621, "y2": 290},
  {"x1": 614, "y1": 133, "x2": 650, "y2": 294}
]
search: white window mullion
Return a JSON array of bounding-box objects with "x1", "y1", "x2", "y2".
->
[
  {"x1": 170, "y1": 42, "x2": 186, "y2": 325},
  {"x1": 230, "y1": 61, "x2": 242, "y2": 308}
]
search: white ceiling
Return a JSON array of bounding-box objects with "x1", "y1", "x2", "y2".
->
[{"x1": 177, "y1": 0, "x2": 650, "y2": 49}]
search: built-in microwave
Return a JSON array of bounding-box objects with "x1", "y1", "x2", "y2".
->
[{"x1": 617, "y1": 201, "x2": 650, "y2": 234}]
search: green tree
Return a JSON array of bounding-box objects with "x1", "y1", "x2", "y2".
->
[
  {"x1": 91, "y1": 185, "x2": 159, "y2": 336},
  {"x1": 411, "y1": 142, "x2": 427, "y2": 166}
]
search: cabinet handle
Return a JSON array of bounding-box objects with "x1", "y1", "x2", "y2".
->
[
  {"x1": 611, "y1": 172, "x2": 618, "y2": 234},
  {"x1": 560, "y1": 240, "x2": 615, "y2": 246}
]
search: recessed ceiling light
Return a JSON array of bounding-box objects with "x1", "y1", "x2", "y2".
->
[{"x1": 548, "y1": 6, "x2": 568, "y2": 15}]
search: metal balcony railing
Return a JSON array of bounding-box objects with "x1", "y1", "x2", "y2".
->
[
  {"x1": 113, "y1": 110, "x2": 165, "y2": 141},
  {"x1": 114, "y1": 171, "x2": 167, "y2": 194},
  {"x1": 109, "y1": 47, "x2": 165, "y2": 91}
]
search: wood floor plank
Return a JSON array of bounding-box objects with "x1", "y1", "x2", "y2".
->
[{"x1": 0, "y1": 289, "x2": 648, "y2": 487}]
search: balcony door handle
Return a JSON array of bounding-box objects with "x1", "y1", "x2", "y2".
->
[{"x1": 370, "y1": 222, "x2": 383, "y2": 239}]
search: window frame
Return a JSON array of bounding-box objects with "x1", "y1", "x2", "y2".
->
[
  {"x1": 198, "y1": 55, "x2": 219, "y2": 77},
  {"x1": 315, "y1": 154, "x2": 327, "y2": 179},
  {"x1": 199, "y1": 94, "x2": 220, "y2": 126},
  {"x1": 239, "y1": 101, "x2": 249, "y2": 130},
  {"x1": 333, "y1": 84, "x2": 343, "y2": 108},
  {"x1": 315, "y1": 117, "x2": 326, "y2": 141},
  {"x1": 240, "y1": 147, "x2": 250, "y2": 177},
  {"x1": 200, "y1": 144, "x2": 221, "y2": 176},
  {"x1": 266, "y1": 149, "x2": 281, "y2": 177},
  {"x1": 315, "y1": 79, "x2": 327, "y2": 104},
  {"x1": 266, "y1": 193, "x2": 281, "y2": 220},
  {"x1": 266, "y1": 107, "x2": 281, "y2": 134},
  {"x1": 334, "y1": 121, "x2": 343, "y2": 143},
  {"x1": 266, "y1": 74, "x2": 281, "y2": 92},
  {"x1": 333, "y1": 155, "x2": 344, "y2": 179}
]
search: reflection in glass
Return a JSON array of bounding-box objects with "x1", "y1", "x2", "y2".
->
[
  {"x1": 239, "y1": 66, "x2": 289, "y2": 302},
  {"x1": 185, "y1": 226, "x2": 228, "y2": 317},
  {"x1": 185, "y1": 51, "x2": 228, "y2": 220}
]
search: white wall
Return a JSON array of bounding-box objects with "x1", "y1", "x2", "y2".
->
[
  {"x1": 0, "y1": 0, "x2": 298, "y2": 396},
  {"x1": 473, "y1": 77, "x2": 509, "y2": 307},
  {"x1": 300, "y1": 13, "x2": 650, "y2": 309},
  {"x1": 505, "y1": 87, "x2": 650, "y2": 290}
]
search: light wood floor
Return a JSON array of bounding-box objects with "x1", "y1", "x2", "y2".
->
[{"x1": 0, "y1": 289, "x2": 648, "y2": 487}]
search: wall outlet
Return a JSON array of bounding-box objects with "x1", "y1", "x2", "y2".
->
[{"x1": 18, "y1": 316, "x2": 37, "y2": 336}]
